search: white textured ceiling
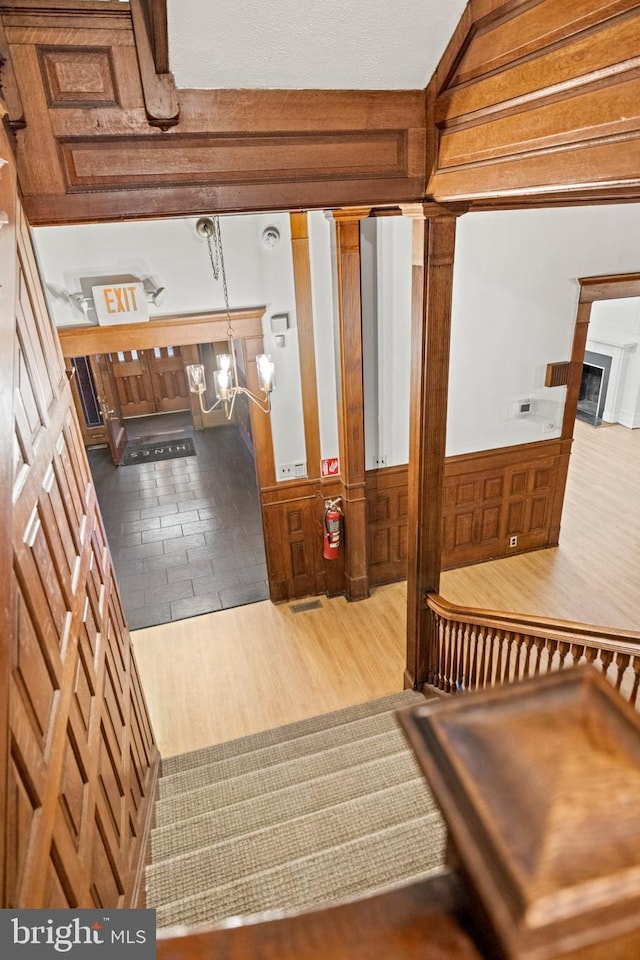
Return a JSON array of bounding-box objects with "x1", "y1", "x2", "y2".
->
[{"x1": 167, "y1": 0, "x2": 468, "y2": 90}]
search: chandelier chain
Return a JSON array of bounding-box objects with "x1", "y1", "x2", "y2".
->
[{"x1": 205, "y1": 216, "x2": 234, "y2": 340}]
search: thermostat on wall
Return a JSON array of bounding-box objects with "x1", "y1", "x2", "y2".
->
[{"x1": 515, "y1": 399, "x2": 533, "y2": 417}]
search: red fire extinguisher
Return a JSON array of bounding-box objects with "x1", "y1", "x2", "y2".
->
[{"x1": 323, "y1": 499, "x2": 342, "y2": 560}]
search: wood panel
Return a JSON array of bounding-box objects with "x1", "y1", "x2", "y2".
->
[
  {"x1": 261, "y1": 479, "x2": 327, "y2": 603},
  {"x1": 0, "y1": 2, "x2": 427, "y2": 225},
  {"x1": 442, "y1": 439, "x2": 568, "y2": 569},
  {"x1": 366, "y1": 465, "x2": 410, "y2": 586},
  {"x1": 429, "y1": 0, "x2": 640, "y2": 206},
  {"x1": 0, "y1": 117, "x2": 18, "y2": 907},
  {"x1": 5, "y1": 175, "x2": 158, "y2": 909}
]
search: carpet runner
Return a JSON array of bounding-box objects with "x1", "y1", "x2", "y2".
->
[{"x1": 146, "y1": 690, "x2": 446, "y2": 928}]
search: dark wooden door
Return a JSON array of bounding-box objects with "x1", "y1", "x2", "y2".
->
[
  {"x1": 92, "y1": 353, "x2": 129, "y2": 465},
  {"x1": 148, "y1": 346, "x2": 191, "y2": 411},
  {"x1": 110, "y1": 348, "x2": 155, "y2": 417},
  {"x1": 108, "y1": 346, "x2": 189, "y2": 416}
]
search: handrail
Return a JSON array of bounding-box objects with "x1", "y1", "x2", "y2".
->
[{"x1": 425, "y1": 593, "x2": 640, "y2": 706}]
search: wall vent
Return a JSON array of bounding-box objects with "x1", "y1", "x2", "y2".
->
[{"x1": 289, "y1": 600, "x2": 322, "y2": 614}]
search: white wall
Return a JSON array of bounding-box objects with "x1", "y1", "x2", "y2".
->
[
  {"x1": 589, "y1": 298, "x2": 640, "y2": 428},
  {"x1": 33, "y1": 213, "x2": 307, "y2": 477},
  {"x1": 360, "y1": 217, "x2": 412, "y2": 468},
  {"x1": 33, "y1": 203, "x2": 640, "y2": 484},
  {"x1": 308, "y1": 211, "x2": 340, "y2": 466},
  {"x1": 448, "y1": 205, "x2": 640, "y2": 456}
]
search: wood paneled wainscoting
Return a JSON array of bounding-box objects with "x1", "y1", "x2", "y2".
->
[
  {"x1": 2, "y1": 131, "x2": 159, "y2": 910},
  {"x1": 261, "y1": 476, "x2": 344, "y2": 604},
  {"x1": 365, "y1": 438, "x2": 570, "y2": 586}
]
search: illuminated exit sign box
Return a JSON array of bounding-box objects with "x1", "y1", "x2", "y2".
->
[{"x1": 92, "y1": 282, "x2": 149, "y2": 325}]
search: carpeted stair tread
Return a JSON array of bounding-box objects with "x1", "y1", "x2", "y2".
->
[
  {"x1": 151, "y1": 749, "x2": 425, "y2": 862},
  {"x1": 158, "y1": 710, "x2": 410, "y2": 799},
  {"x1": 154, "y1": 727, "x2": 410, "y2": 828},
  {"x1": 154, "y1": 814, "x2": 447, "y2": 929},
  {"x1": 160, "y1": 690, "x2": 423, "y2": 776},
  {"x1": 147, "y1": 778, "x2": 439, "y2": 905}
]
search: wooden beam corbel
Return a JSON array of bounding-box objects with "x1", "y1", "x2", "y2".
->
[
  {"x1": 130, "y1": 0, "x2": 179, "y2": 129},
  {"x1": 0, "y1": 19, "x2": 26, "y2": 130}
]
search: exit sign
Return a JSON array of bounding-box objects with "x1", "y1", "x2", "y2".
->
[{"x1": 92, "y1": 282, "x2": 149, "y2": 325}]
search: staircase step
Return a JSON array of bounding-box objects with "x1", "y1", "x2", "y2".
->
[
  {"x1": 154, "y1": 727, "x2": 408, "y2": 828},
  {"x1": 155, "y1": 814, "x2": 447, "y2": 929},
  {"x1": 147, "y1": 778, "x2": 438, "y2": 906},
  {"x1": 151, "y1": 749, "x2": 425, "y2": 862},
  {"x1": 158, "y1": 709, "x2": 408, "y2": 800},
  {"x1": 160, "y1": 690, "x2": 423, "y2": 777}
]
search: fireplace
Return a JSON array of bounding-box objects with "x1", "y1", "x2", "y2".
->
[{"x1": 576, "y1": 350, "x2": 612, "y2": 426}]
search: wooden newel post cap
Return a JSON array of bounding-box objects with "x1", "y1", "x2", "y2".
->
[{"x1": 397, "y1": 666, "x2": 640, "y2": 960}]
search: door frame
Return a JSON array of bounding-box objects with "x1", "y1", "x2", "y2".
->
[{"x1": 56, "y1": 306, "x2": 275, "y2": 488}]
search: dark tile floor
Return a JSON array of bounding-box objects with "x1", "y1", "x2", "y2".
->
[{"x1": 88, "y1": 412, "x2": 269, "y2": 631}]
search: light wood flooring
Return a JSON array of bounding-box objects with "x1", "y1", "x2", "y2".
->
[{"x1": 132, "y1": 419, "x2": 639, "y2": 757}]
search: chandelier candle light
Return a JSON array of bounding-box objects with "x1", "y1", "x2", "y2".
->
[{"x1": 185, "y1": 215, "x2": 275, "y2": 419}]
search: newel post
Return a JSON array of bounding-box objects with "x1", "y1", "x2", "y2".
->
[{"x1": 403, "y1": 204, "x2": 460, "y2": 689}]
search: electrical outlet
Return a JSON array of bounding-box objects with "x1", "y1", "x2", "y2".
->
[
  {"x1": 374, "y1": 455, "x2": 387, "y2": 466},
  {"x1": 509, "y1": 535, "x2": 518, "y2": 547},
  {"x1": 277, "y1": 463, "x2": 294, "y2": 478}
]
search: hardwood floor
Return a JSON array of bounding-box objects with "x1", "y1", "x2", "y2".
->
[
  {"x1": 132, "y1": 419, "x2": 639, "y2": 757},
  {"x1": 132, "y1": 584, "x2": 408, "y2": 757},
  {"x1": 441, "y1": 420, "x2": 640, "y2": 632}
]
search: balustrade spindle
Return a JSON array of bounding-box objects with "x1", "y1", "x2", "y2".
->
[
  {"x1": 599, "y1": 648, "x2": 614, "y2": 682},
  {"x1": 478, "y1": 628, "x2": 489, "y2": 690},
  {"x1": 614, "y1": 652, "x2": 631, "y2": 691},
  {"x1": 533, "y1": 637, "x2": 545, "y2": 676},
  {"x1": 432, "y1": 612, "x2": 443, "y2": 688},
  {"x1": 468, "y1": 626, "x2": 479, "y2": 691},
  {"x1": 630, "y1": 657, "x2": 640, "y2": 707},
  {"x1": 570, "y1": 643, "x2": 585, "y2": 668},
  {"x1": 425, "y1": 594, "x2": 640, "y2": 712},
  {"x1": 443, "y1": 618, "x2": 454, "y2": 693},
  {"x1": 544, "y1": 637, "x2": 558, "y2": 673},
  {"x1": 450, "y1": 621, "x2": 459, "y2": 692},
  {"x1": 495, "y1": 629, "x2": 505, "y2": 685},
  {"x1": 461, "y1": 623, "x2": 471, "y2": 691},
  {"x1": 523, "y1": 635, "x2": 535, "y2": 679},
  {"x1": 557, "y1": 640, "x2": 571, "y2": 669}
]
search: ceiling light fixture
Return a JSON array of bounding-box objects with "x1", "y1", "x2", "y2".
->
[{"x1": 185, "y1": 216, "x2": 274, "y2": 420}]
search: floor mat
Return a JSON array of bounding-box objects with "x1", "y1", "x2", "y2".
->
[{"x1": 121, "y1": 437, "x2": 196, "y2": 465}]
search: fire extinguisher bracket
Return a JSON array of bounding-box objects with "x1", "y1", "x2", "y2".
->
[{"x1": 323, "y1": 499, "x2": 343, "y2": 561}]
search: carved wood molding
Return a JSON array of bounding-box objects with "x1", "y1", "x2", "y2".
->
[
  {"x1": 56, "y1": 307, "x2": 266, "y2": 356},
  {"x1": 430, "y1": 0, "x2": 640, "y2": 207}
]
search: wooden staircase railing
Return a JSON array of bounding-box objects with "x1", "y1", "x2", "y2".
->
[{"x1": 425, "y1": 593, "x2": 640, "y2": 707}]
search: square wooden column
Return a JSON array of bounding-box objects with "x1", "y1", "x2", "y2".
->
[
  {"x1": 403, "y1": 205, "x2": 459, "y2": 689},
  {"x1": 331, "y1": 208, "x2": 371, "y2": 601}
]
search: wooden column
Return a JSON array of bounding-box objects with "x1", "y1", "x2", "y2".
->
[
  {"x1": 289, "y1": 212, "x2": 321, "y2": 480},
  {"x1": 403, "y1": 205, "x2": 458, "y2": 690},
  {"x1": 0, "y1": 112, "x2": 17, "y2": 907},
  {"x1": 332, "y1": 208, "x2": 371, "y2": 602}
]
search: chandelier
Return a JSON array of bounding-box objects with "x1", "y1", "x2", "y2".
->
[{"x1": 185, "y1": 216, "x2": 275, "y2": 420}]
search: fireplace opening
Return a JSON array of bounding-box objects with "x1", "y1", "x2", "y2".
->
[{"x1": 576, "y1": 350, "x2": 612, "y2": 426}]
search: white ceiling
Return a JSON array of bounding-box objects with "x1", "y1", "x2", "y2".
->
[{"x1": 167, "y1": 0, "x2": 468, "y2": 90}]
